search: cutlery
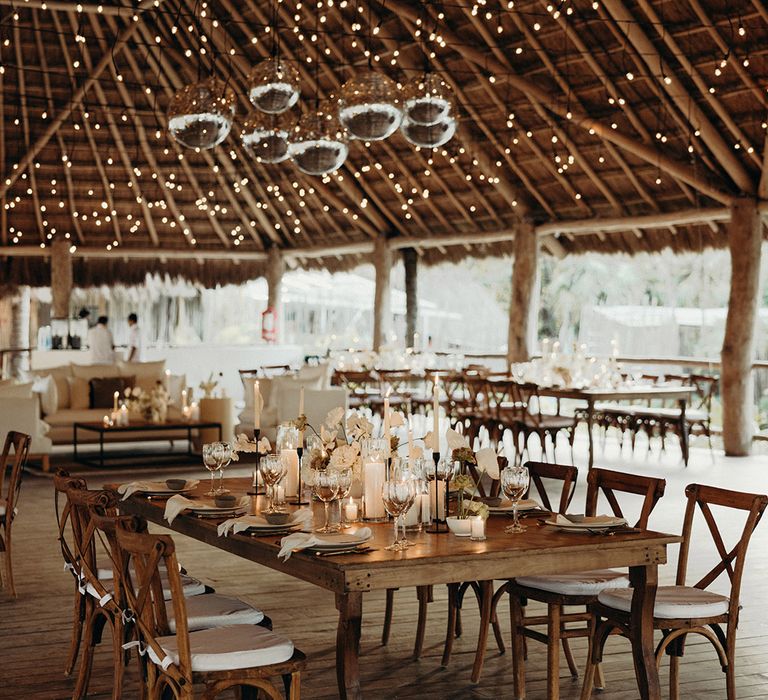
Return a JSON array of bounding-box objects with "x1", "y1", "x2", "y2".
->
[{"x1": 314, "y1": 546, "x2": 376, "y2": 557}]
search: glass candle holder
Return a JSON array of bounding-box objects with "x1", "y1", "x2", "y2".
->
[
  {"x1": 277, "y1": 422, "x2": 300, "y2": 502},
  {"x1": 361, "y1": 437, "x2": 388, "y2": 522}
]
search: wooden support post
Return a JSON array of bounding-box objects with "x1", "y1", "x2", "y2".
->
[
  {"x1": 722, "y1": 198, "x2": 763, "y2": 456},
  {"x1": 50, "y1": 237, "x2": 72, "y2": 319},
  {"x1": 403, "y1": 247, "x2": 418, "y2": 350},
  {"x1": 266, "y1": 247, "x2": 284, "y2": 344},
  {"x1": 373, "y1": 236, "x2": 392, "y2": 352},
  {"x1": 10, "y1": 286, "x2": 30, "y2": 379},
  {"x1": 507, "y1": 220, "x2": 538, "y2": 364}
]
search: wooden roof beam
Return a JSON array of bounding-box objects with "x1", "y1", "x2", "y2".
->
[
  {"x1": 0, "y1": 0, "x2": 163, "y2": 198},
  {"x1": 377, "y1": 0, "x2": 733, "y2": 205},
  {"x1": 600, "y1": 0, "x2": 755, "y2": 194},
  {"x1": 0, "y1": 0, "x2": 153, "y2": 16}
]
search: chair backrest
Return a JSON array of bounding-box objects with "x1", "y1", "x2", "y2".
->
[
  {"x1": 677, "y1": 484, "x2": 768, "y2": 616},
  {"x1": 115, "y1": 525, "x2": 190, "y2": 689},
  {"x1": 1, "y1": 431, "x2": 30, "y2": 522},
  {"x1": 688, "y1": 374, "x2": 718, "y2": 416},
  {"x1": 524, "y1": 461, "x2": 578, "y2": 514},
  {"x1": 585, "y1": 468, "x2": 666, "y2": 528},
  {"x1": 53, "y1": 469, "x2": 88, "y2": 575}
]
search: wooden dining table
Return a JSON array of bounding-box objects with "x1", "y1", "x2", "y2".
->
[{"x1": 114, "y1": 477, "x2": 681, "y2": 700}]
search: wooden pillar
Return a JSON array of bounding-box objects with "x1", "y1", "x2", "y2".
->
[
  {"x1": 10, "y1": 286, "x2": 30, "y2": 378},
  {"x1": 50, "y1": 237, "x2": 72, "y2": 319},
  {"x1": 266, "y1": 246, "x2": 284, "y2": 344},
  {"x1": 507, "y1": 220, "x2": 538, "y2": 364},
  {"x1": 372, "y1": 235, "x2": 392, "y2": 352},
  {"x1": 721, "y1": 198, "x2": 762, "y2": 456},
  {"x1": 403, "y1": 247, "x2": 418, "y2": 349}
]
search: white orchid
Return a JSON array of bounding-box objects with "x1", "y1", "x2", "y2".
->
[
  {"x1": 320, "y1": 425, "x2": 339, "y2": 450},
  {"x1": 446, "y1": 428, "x2": 470, "y2": 451},
  {"x1": 324, "y1": 407, "x2": 345, "y2": 429},
  {"x1": 230, "y1": 434, "x2": 271, "y2": 461},
  {"x1": 423, "y1": 430, "x2": 438, "y2": 452}
]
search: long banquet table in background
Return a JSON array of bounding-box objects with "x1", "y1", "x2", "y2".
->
[{"x1": 114, "y1": 477, "x2": 681, "y2": 700}]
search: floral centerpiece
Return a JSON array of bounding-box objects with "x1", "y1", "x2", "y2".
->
[
  {"x1": 445, "y1": 428, "x2": 500, "y2": 520},
  {"x1": 299, "y1": 407, "x2": 371, "y2": 481},
  {"x1": 199, "y1": 372, "x2": 223, "y2": 398},
  {"x1": 230, "y1": 434, "x2": 272, "y2": 460},
  {"x1": 124, "y1": 382, "x2": 170, "y2": 424}
]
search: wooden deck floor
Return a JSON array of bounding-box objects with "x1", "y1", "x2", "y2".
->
[{"x1": 2, "y1": 435, "x2": 768, "y2": 699}]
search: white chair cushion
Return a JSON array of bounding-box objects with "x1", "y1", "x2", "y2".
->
[
  {"x1": 598, "y1": 585, "x2": 730, "y2": 619},
  {"x1": 167, "y1": 593, "x2": 264, "y2": 632},
  {"x1": 152, "y1": 624, "x2": 294, "y2": 672},
  {"x1": 515, "y1": 569, "x2": 630, "y2": 596},
  {"x1": 88, "y1": 571, "x2": 206, "y2": 601}
]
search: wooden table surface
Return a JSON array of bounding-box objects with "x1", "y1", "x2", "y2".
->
[{"x1": 113, "y1": 477, "x2": 682, "y2": 700}]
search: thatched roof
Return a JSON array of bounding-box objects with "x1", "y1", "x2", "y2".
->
[{"x1": 0, "y1": 0, "x2": 766, "y2": 286}]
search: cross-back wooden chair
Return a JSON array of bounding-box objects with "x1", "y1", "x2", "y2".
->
[
  {"x1": 114, "y1": 525, "x2": 305, "y2": 700},
  {"x1": 0, "y1": 430, "x2": 30, "y2": 598},
  {"x1": 462, "y1": 461, "x2": 580, "y2": 682},
  {"x1": 492, "y1": 467, "x2": 666, "y2": 695},
  {"x1": 581, "y1": 483, "x2": 768, "y2": 700}
]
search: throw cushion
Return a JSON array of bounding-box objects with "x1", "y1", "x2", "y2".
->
[
  {"x1": 28, "y1": 365, "x2": 72, "y2": 410},
  {"x1": 90, "y1": 376, "x2": 135, "y2": 409},
  {"x1": 67, "y1": 377, "x2": 91, "y2": 410},
  {"x1": 0, "y1": 382, "x2": 34, "y2": 399},
  {"x1": 168, "y1": 374, "x2": 187, "y2": 407},
  {"x1": 120, "y1": 360, "x2": 166, "y2": 379},
  {"x1": 72, "y1": 363, "x2": 118, "y2": 381},
  {"x1": 31, "y1": 375, "x2": 58, "y2": 416}
]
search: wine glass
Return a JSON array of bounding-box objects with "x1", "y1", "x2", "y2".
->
[
  {"x1": 213, "y1": 442, "x2": 233, "y2": 494},
  {"x1": 202, "y1": 443, "x2": 222, "y2": 496},
  {"x1": 259, "y1": 454, "x2": 287, "y2": 513},
  {"x1": 335, "y1": 468, "x2": 354, "y2": 528},
  {"x1": 312, "y1": 470, "x2": 341, "y2": 534},
  {"x1": 382, "y1": 479, "x2": 416, "y2": 551},
  {"x1": 501, "y1": 464, "x2": 530, "y2": 534}
]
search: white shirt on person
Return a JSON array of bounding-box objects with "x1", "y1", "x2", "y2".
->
[
  {"x1": 127, "y1": 324, "x2": 143, "y2": 362},
  {"x1": 88, "y1": 324, "x2": 115, "y2": 364}
]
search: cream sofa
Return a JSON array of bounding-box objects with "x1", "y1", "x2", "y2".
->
[
  {"x1": 26, "y1": 360, "x2": 189, "y2": 447},
  {"x1": 0, "y1": 380, "x2": 53, "y2": 470}
]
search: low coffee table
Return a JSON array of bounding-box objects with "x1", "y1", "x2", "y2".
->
[{"x1": 73, "y1": 420, "x2": 222, "y2": 468}]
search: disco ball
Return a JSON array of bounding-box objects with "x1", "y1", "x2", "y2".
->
[
  {"x1": 400, "y1": 114, "x2": 457, "y2": 149},
  {"x1": 167, "y1": 77, "x2": 235, "y2": 150},
  {"x1": 290, "y1": 104, "x2": 349, "y2": 176},
  {"x1": 241, "y1": 110, "x2": 295, "y2": 164},
  {"x1": 338, "y1": 71, "x2": 402, "y2": 141},
  {"x1": 402, "y1": 73, "x2": 454, "y2": 126},
  {"x1": 248, "y1": 57, "x2": 301, "y2": 114}
]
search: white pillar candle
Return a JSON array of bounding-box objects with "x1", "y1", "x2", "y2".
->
[
  {"x1": 298, "y1": 386, "x2": 305, "y2": 448},
  {"x1": 181, "y1": 389, "x2": 188, "y2": 410},
  {"x1": 119, "y1": 405, "x2": 129, "y2": 426},
  {"x1": 281, "y1": 449, "x2": 300, "y2": 500},
  {"x1": 253, "y1": 379, "x2": 261, "y2": 431},
  {"x1": 113, "y1": 391, "x2": 119, "y2": 412},
  {"x1": 403, "y1": 497, "x2": 421, "y2": 527},
  {"x1": 344, "y1": 498, "x2": 359, "y2": 522},
  {"x1": 363, "y1": 460, "x2": 386, "y2": 520},
  {"x1": 419, "y1": 493, "x2": 431, "y2": 525},
  {"x1": 164, "y1": 369, "x2": 171, "y2": 390},
  {"x1": 432, "y1": 374, "x2": 440, "y2": 451},
  {"x1": 429, "y1": 479, "x2": 446, "y2": 520},
  {"x1": 470, "y1": 515, "x2": 486, "y2": 541}
]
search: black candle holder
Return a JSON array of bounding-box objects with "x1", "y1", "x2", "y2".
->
[
  {"x1": 426, "y1": 451, "x2": 449, "y2": 533},
  {"x1": 246, "y1": 428, "x2": 263, "y2": 496},
  {"x1": 292, "y1": 446, "x2": 310, "y2": 505}
]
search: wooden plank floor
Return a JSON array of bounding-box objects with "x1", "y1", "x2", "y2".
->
[{"x1": 2, "y1": 434, "x2": 768, "y2": 699}]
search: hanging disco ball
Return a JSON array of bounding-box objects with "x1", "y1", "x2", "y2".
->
[
  {"x1": 289, "y1": 103, "x2": 349, "y2": 176},
  {"x1": 167, "y1": 77, "x2": 235, "y2": 150},
  {"x1": 338, "y1": 71, "x2": 402, "y2": 141},
  {"x1": 248, "y1": 57, "x2": 301, "y2": 114},
  {"x1": 402, "y1": 73, "x2": 454, "y2": 126},
  {"x1": 241, "y1": 110, "x2": 295, "y2": 164},
  {"x1": 401, "y1": 114, "x2": 457, "y2": 149}
]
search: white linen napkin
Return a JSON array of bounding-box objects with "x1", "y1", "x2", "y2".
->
[
  {"x1": 163, "y1": 495, "x2": 249, "y2": 524},
  {"x1": 117, "y1": 480, "x2": 199, "y2": 500},
  {"x1": 278, "y1": 527, "x2": 372, "y2": 561},
  {"x1": 217, "y1": 508, "x2": 313, "y2": 537},
  {"x1": 554, "y1": 514, "x2": 628, "y2": 527}
]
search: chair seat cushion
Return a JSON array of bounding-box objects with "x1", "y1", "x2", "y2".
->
[
  {"x1": 152, "y1": 624, "x2": 294, "y2": 672},
  {"x1": 515, "y1": 569, "x2": 629, "y2": 596},
  {"x1": 168, "y1": 594, "x2": 264, "y2": 632},
  {"x1": 598, "y1": 585, "x2": 730, "y2": 619},
  {"x1": 88, "y1": 571, "x2": 206, "y2": 601}
]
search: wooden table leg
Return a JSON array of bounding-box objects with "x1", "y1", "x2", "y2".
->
[
  {"x1": 586, "y1": 398, "x2": 595, "y2": 470},
  {"x1": 628, "y1": 564, "x2": 661, "y2": 700},
  {"x1": 678, "y1": 398, "x2": 689, "y2": 467},
  {"x1": 336, "y1": 591, "x2": 363, "y2": 700}
]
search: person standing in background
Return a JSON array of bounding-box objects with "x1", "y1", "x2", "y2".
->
[
  {"x1": 126, "y1": 313, "x2": 143, "y2": 362},
  {"x1": 88, "y1": 316, "x2": 114, "y2": 364}
]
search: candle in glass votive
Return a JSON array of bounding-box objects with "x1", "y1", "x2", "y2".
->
[
  {"x1": 281, "y1": 449, "x2": 300, "y2": 500},
  {"x1": 470, "y1": 516, "x2": 486, "y2": 541},
  {"x1": 429, "y1": 479, "x2": 446, "y2": 520},
  {"x1": 253, "y1": 379, "x2": 261, "y2": 430},
  {"x1": 119, "y1": 404, "x2": 128, "y2": 426},
  {"x1": 363, "y1": 459, "x2": 386, "y2": 520},
  {"x1": 344, "y1": 498, "x2": 359, "y2": 522},
  {"x1": 181, "y1": 389, "x2": 188, "y2": 410}
]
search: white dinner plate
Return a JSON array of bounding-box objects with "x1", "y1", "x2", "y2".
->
[
  {"x1": 139, "y1": 480, "x2": 199, "y2": 496},
  {"x1": 308, "y1": 532, "x2": 372, "y2": 551},
  {"x1": 544, "y1": 515, "x2": 627, "y2": 531},
  {"x1": 488, "y1": 499, "x2": 541, "y2": 513}
]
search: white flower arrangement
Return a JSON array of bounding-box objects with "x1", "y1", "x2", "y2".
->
[{"x1": 230, "y1": 434, "x2": 271, "y2": 461}]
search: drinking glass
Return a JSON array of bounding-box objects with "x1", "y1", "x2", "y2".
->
[
  {"x1": 259, "y1": 454, "x2": 287, "y2": 513},
  {"x1": 213, "y1": 441, "x2": 233, "y2": 494},
  {"x1": 381, "y1": 479, "x2": 416, "y2": 551},
  {"x1": 202, "y1": 443, "x2": 223, "y2": 496},
  {"x1": 312, "y1": 470, "x2": 341, "y2": 533},
  {"x1": 335, "y1": 468, "x2": 354, "y2": 528},
  {"x1": 501, "y1": 464, "x2": 530, "y2": 533}
]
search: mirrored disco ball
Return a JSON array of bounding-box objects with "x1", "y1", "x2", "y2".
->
[
  {"x1": 338, "y1": 71, "x2": 402, "y2": 141},
  {"x1": 248, "y1": 57, "x2": 301, "y2": 114},
  {"x1": 402, "y1": 73, "x2": 454, "y2": 126},
  {"x1": 167, "y1": 77, "x2": 236, "y2": 150},
  {"x1": 241, "y1": 110, "x2": 295, "y2": 163},
  {"x1": 400, "y1": 114, "x2": 457, "y2": 149},
  {"x1": 289, "y1": 105, "x2": 349, "y2": 176}
]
